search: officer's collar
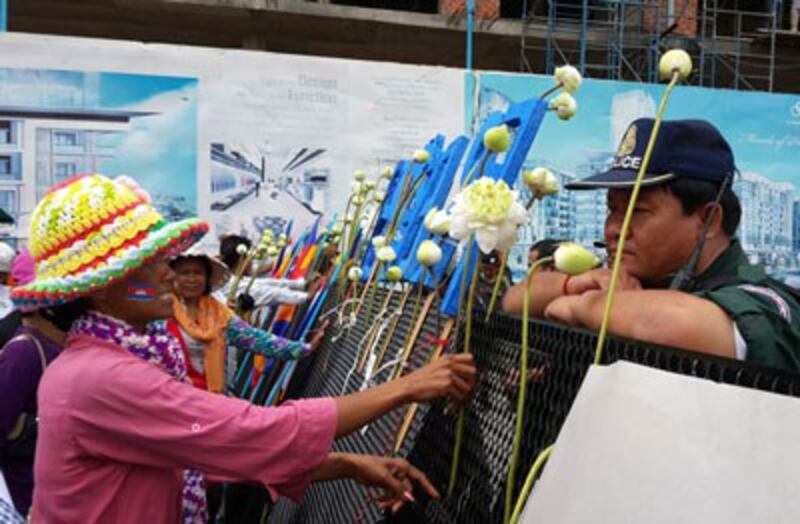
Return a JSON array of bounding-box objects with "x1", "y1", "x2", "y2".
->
[{"x1": 694, "y1": 238, "x2": 765, "y2": 287}]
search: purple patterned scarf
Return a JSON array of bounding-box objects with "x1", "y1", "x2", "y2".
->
[{"x1": 70, "y1": 311, "x2": 209, "y2": 524}]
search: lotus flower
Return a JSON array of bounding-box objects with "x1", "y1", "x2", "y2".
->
[
  {"x1": 549, "y1": 92, "x2": 577, "y2": 121},
  {"x1": 449, "y1": 177, "x2": 527, "y2": 254},
  {"x1": 659, "y1": 49, "x2": 692, "y2": 81},
  {"x1": 416, "y1": 240, "x2": 443, "y2": 267},
  {"x1": 522, "y1": 167, "x2": 559, "y2": 199},
  {"x1": 483, "y1": 124, "x2": 511, "y2": 153},
  {"x1": 413, "y1": 149, "x2": 430, "y2": 164},
  {"x1": 386, "y1": 265, "x2": 403, "y2": 282},
  {"x1": 423, "y1": 207, "x2": 452, "y2": 236},
  {"x1": 348, "y1": 267, "x2": 362, "y2": 281},
  {"x1": 376, "y1": 245, "x2": 397, "y2": 263},
  {"x1": 554, "y1": 65, "x2": 582, "y2": 94},
  {"x1": 553, "y1": 242, "x2": 601, "y2": 275}
]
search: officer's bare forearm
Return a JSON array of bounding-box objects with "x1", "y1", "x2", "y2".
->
[{"x1": 502, "y1": 271, "x2": 568, "y2": 318}]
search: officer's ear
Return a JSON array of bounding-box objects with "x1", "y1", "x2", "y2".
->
[{"x1": 698, "y1": 202, "x2": 725, "y2": 239}]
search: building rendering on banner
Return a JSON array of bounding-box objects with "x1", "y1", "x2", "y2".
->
[{"x1": 0, "y1": 106, "x2": 151, "y2": 246}]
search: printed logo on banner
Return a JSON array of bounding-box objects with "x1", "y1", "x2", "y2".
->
[{"x1": 790, "y1": 101, "x2": 800, "y2": 120}]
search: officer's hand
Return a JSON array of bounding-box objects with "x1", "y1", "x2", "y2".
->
[{"x1": 564, "y1": 268, "x2": 641, "y2": 296}]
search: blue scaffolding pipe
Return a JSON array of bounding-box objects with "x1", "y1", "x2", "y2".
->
[
  {"x1": 466, "y1": 0, "x2": 474, "y2": 70},
  {"x1": 0, "y1": 0, "x2": 6, "y2": 32}
]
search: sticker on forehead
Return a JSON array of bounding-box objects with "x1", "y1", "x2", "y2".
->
[{"x1": 127, "y1": 280, "x2": 157, "y2": 301}]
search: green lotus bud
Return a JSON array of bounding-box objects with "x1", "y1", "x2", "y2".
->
[
  {"x1": 554, "y1": 65, "x2": 582, "y2": 94},
  {"x1": 416, "y1": 239, "x2": 442, "y2": 267},
  {"x1": 382, "y1": 167, "x2": 394, "y2": 179},
  {"x1": 412, "y1": 149, "x2": 430, "y2": 164},
  {"x1": 553, "y1": 242, "x2": 600, "y2": 275},
  {"x1": 522, "y1": 167, "x2": 559, "y2": 199},
  {"x1": 267, "y1": 246, "x2": 280, "y2": 257},
  {"x1": 386, "y1": 265, "x2": 403, "y2": 282},
  {"x1": 549, "y1": 92, "x2": 577, "y2": 121},
  {"x1": 659, "y1": 49, "x2": 692, "y2": 81},
  {"x1": 372, "y1": 235, "x2": 387, "y2": 249},
  {"x1": 374, "y1": 192, "x2": 386, "y2": 203},
  {"x1": 364, "y1": 180, "x2": 377, "y2": 191},
  {"x1": 483, "y1": 124, "x2": 511, "y2": 153},
  {"x1": 354, "y1": 170, "x2": 367, "y2": 182}
]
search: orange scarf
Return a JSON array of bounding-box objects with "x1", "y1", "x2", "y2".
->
[{"x1": 171, "y1": 294, "x2": 233, "y2": 393}]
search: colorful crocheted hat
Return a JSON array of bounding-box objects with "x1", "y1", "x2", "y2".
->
[{"x1": 11, "y1": 174, "x2": 208, "y2": 309}]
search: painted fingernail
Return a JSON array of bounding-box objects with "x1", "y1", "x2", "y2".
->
[{"x1": 403, "y1": 491, "x2": 416, "y2": 503}]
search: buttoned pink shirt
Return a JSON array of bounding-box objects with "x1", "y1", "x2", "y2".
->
[{"x1": 33, "y1": 334, "x2": 337, "y2": 523}]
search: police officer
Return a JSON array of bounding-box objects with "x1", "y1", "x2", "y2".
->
[{"x1": 502, "y1": 118, "x2": 800, "y2": 371}]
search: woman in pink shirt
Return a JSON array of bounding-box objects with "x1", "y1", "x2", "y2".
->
[{"x1": 12, "y1": 174, "x2": 476, "y2": 523}]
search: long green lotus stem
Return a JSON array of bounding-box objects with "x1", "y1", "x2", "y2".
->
[
  {"x1": 509, "y1": 445, "x2": 554, "y2": 524},
  {"x1": 386, "y1": 171, "x2": 428, "y2": 240},
  {"x1": 504, "y1": 256, "x2": 553, "y2": 524},
  {"x1": 462, "y1": 150, "x2": 490, "y2": 188},
  {"x1": 339, "y1": 193, "x2": 356, "y2": 256},
  {"x1": 594, "y1": 71, "x2": 680, "y2": 365},
  {"x1": 403, "y1": 279, "x2": 426, "y2": 348},
  {"x1": 226, "y1": 250, "x2": 257, "y2": 305},
  {"x1": 448, "y1": 239, "x2": 480, "y2": 496},
  {"x1": 484, "y1": 250, "x2": 508, "y2": 322},
  {"x1": 538, "y1": 82, "x2": 563, "y2": 100},
  {"x1": 364, "y1": 261, "x2": 383, "y2": 324}
]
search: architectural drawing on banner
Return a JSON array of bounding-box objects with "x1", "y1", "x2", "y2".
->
[
  {"x1": 209, "y1": 142, "x2": 328, "y2": 239},
  {"x1": 0, "y1": 68, "x2": 198, "y2": 247}
]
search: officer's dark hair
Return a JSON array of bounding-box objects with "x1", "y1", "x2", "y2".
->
[
  {"x1": 664, "y1": 177, "x2": 741, "y2": 237},
  {"x1": 170, "y1": 256, "x2": 213, "y2": 295},
  {"x1": 529, "y1": 239, "x2": 568, "y2": 260},
  {"x1": 219, "y1": 235, "x2": 251, "y2": 271}
]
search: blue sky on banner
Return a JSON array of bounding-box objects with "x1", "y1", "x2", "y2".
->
[
  {"x1": 467, "y1": 72, "x2": 800, "y2": 192},
  {"x1": 0, "y1": 68, "x2": 197, "y2": 212}
]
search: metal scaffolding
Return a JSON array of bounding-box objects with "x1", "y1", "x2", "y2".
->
[{"x1": 520, "y1": 0, "x2": 778, "y2": 91}]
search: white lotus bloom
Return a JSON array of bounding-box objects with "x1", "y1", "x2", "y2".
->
[
  {"x1": 448, "y1": 177, "x2": 527, "y2": 254},
  {"x1": 423, "y1": 207, "x2": 452, "y2": 236}
]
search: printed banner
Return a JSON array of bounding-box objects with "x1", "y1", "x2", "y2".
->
[
  {"x1": 0, "y1": 33, "x2": 464, "y2": 249},
  {"x1": 470, "y1": 71, "x2": 800, "y2": 279}
]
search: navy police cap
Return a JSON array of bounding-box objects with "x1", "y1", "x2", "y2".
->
[{"x1": 566, "y1": 118, "x2": 736, "y2": 190}]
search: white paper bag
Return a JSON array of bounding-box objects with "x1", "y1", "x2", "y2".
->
[{"x1": 521, "y1": 361, "x2": 800, "y2": 524}]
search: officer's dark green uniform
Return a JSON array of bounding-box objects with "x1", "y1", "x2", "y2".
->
[
  {"x1": 566, "y1": 118, "x2": 800, "y2": 373},
  {"x1": 692, "y1": 239, "x2": 800, "y2": 372}
]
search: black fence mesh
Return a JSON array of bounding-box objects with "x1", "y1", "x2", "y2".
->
[{"x1": 269, "y1": 285, "x2": 800, "y2": 524}]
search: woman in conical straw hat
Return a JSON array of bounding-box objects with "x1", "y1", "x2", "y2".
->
[
  {"x1": 15, "y1": 174, "x2": 476, "y2": 523},
  {"x1": 167, "y1": 247, "x2": 310, "y2": 394}
]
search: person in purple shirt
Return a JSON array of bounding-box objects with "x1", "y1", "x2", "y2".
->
[{"x1": 0, "y1": 299, "x2": 87, "y2": 516}]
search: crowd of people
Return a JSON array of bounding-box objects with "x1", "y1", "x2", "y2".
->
[{"x1": 1, "y1": 117, "x2": 800, "y2": 523}]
